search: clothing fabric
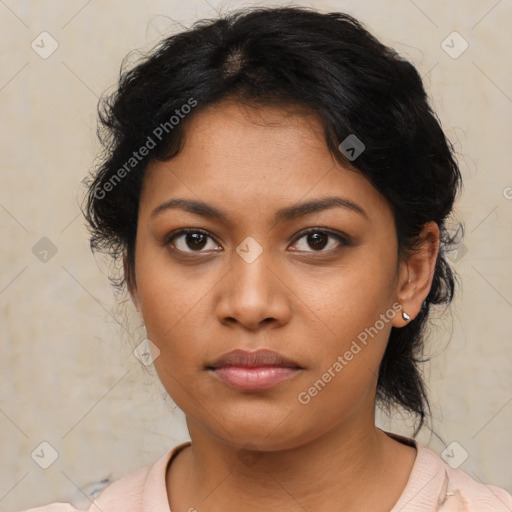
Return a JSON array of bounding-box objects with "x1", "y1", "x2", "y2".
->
[{"x1": 21, "y1": 431, "x2": 512, "y2": 512}]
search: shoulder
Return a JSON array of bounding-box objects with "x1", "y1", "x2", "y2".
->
[
  {"x1": 87, "y1": 441, "x2": 190, "y2": 512},
  {"x1": 384, "y1": 429, "x2": 512, "y2": 512},
  {"x1": 19, "y1": 442, "x2": 191, "y2": 512},
  {"x1": 19, "y1": 505, "x2": 81, "y2": 512},
  {"x1": 18, "y1": 465, "x2": 149, "y2": 512},
  {"x1": 83, "y1": 460, "x2": 151, "y2": 512},
  {"x1": 419, "y1": 445, "x2": 512, "y2": 511},
  {"x1": 442, "y1": 463, "x2": 512, "y2": 511}
]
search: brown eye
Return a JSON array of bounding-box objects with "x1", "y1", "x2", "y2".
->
[
  {"x1": 183, "y1": 232, "x2": 208, "y2": 251},
  {"x1": 291, "y1": 229, "x2": 348, "y2": 253},
  {"x1": 306, "y1": 232, "x2": 329, "y2": 250},
  {"x1": 166, "y1": 229, "x2": 220, "y2": 253}
]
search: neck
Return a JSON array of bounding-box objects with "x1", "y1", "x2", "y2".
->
[{"x1": 167, "y1": 418, "x2": 416, "y2": 512}]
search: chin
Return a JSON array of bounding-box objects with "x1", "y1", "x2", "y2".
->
[{"x1": 195, "y1": 406, "x2": 323, "y2": 452}]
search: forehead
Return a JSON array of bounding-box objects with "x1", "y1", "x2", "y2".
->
[
  {"x1": 140, "y1": 101, "x2": 390, "y2": 223},
  {"x1": 164, "y1": 100, "x2": 331, "y2": 172}
]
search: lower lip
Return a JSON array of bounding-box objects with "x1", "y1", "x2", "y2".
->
[{"x1": 209, "y1": 366, "x2": 301, "y2": 391}]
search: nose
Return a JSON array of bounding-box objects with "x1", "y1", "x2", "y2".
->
[{"x1": 215, "y1": 248, "x2": 292, "y2": 331}]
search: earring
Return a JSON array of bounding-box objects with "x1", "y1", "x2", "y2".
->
[{"x1": 402, "y1": 311, "x2": 411, "y2": 322}]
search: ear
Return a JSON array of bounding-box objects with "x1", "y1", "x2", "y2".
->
[
  {"x1": 391, "y1": 221, "x2": 440, "y2": 327},
  {"x1": 123, "y1": 253, "x2": 143, "y2": 323}
]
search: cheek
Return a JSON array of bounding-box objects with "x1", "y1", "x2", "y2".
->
[
  {"x1": 135, "y1": 240, "x2": 206, "y2": 330},
  {"x1": 135, "y1": 258, "x2": 204, "y2": 376},
  {"x1": 305, "y1": 244, "x2": 397, "y2": 339},
  {"x1": 298, "y1": 243, "x2": 398, "y2": 391}
]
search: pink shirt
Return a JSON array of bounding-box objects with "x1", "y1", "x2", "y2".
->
[{"x1": 22, "y1": 432, "x2": 512, "y2": 512}]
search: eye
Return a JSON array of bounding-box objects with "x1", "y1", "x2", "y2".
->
[
  {"x1": 165, "y1": 228, "x2": 221, "y2": 253},
  {"x1": 165, "y1": 227, "x2": 349, "y2": 255},
  {"x1": 290, "y1": 228, "x2": 348, "y2": 253}
]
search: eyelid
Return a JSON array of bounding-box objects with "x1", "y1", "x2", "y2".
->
[
  {"x1": 164, "y1": 226, "x2": 351, "y2": 254},
  {"x1": 290, "y1": 227, "x2": 351, "y2": 247},
  {"x1": 164, "y1": 227, "x2": 220, "y2": 247}
]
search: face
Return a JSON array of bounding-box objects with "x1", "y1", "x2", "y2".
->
[{"x1": 130, "y1": 101, "x2": 412, "y2": 451}]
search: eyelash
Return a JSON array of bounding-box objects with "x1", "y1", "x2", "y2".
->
[{"x1": 164, "y1": 227, "x2": 350, "y2": 255}]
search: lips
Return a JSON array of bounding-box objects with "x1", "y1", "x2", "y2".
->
[
  {"x1": 207, "y1": 349, "x2": 302, "y2": 370},
  {"x1": 206, "y1": 349, "x2": 303, "y2": 391}
]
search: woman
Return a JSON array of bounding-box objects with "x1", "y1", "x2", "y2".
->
[{"x1": 24, "y1": 6, "x2": 512, "y2": 512}]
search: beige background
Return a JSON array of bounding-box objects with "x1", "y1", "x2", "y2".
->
[{"x1": 1, "y1": 0, "x2": 511, "y2": 510}]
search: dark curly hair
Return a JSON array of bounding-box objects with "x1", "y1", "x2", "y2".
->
[{"x1": 81, "y1": 6, "x2": 463, "y2": 436}]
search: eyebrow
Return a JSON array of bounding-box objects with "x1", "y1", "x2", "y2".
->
[{"x1": 150, "y1": 196, "x2": 368, "y2": 223}]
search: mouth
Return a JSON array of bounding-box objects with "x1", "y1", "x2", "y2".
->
[{"x1": 206, "y1": 349, "x2": 304, "y2": 391}]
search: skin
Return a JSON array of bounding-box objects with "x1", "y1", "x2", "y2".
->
[{"x1": 127, "y1": 100, "x2": 439, "y2": 511}]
